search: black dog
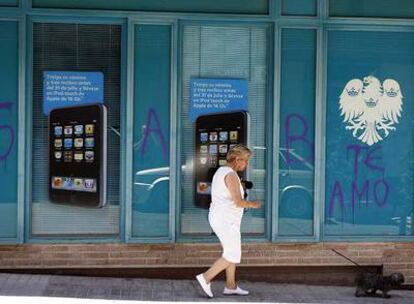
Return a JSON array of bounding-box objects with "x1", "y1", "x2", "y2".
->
[
  {"x1": 355, "y1": 272, "x2": 405, "y2": 298},
  {"x1": 331, "y1": 249, "x2": 404, "y2": 298}
]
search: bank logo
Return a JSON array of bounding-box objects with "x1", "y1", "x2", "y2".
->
[{"x1": 339, "y1": 76, "x2": 403, "y2": 146}]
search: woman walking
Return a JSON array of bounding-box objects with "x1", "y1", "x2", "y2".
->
[{"x1": 196, "y1": 144, "x2": 261, "y2": 298}]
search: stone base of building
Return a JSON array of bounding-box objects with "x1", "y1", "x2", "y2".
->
[
  {"x1": 2, "y1": 265, "x2": 383, "y2": 287},
  {"x1": 0, "y1": 243, "x2": 413, "y2": 285}
]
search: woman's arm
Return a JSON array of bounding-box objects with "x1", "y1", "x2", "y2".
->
[{"x1": 225, "y1": 172, "x2": 260, "y2": 209}]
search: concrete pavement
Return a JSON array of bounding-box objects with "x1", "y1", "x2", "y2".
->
[{"x1": 0, "y1": 273, "x2": 413, "y2": 303}]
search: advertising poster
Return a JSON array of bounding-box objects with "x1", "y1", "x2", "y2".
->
[
  {"x1": 190, "y1": 78, "x2": 249, "y2": 208},
  {"x1": 44, "y1": 71, "x2": 107, "y2": 207}
]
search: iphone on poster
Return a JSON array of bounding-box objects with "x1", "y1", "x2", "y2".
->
[
  {"x1": 49, "y1": 104, "x2": 107, "y2": 207},
  {"x1": 194, "y1": 111, "x2": 250, "y2": 209}
]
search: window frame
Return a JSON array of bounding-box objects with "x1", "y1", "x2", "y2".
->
[
  {"x1": 25, "y1": 16, "x2": 127, "y2": 243},
  {"x1": 176, "y1": 20, "x2": 274, "y2": 243}
]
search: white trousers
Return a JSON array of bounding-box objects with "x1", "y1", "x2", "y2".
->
[{"x1": 208, "y1": 210, "x2": 242, "y2": 264}]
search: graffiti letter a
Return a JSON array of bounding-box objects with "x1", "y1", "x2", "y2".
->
[
  {"x1": 140, "y1": 108, "x2": 168, "y2": 159},
  {"x1": 328, "y1": 180, "x2": 344, "y2": 217}
]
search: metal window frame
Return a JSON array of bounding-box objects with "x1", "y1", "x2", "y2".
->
[
  {"x1": 272, "y1": 25, "x2": 321, "y2": 243},
  {"x1": 0, "y1": 0, "x2": 413, "y2": 244},
  {"x1": 25, "y1": 15, "x2": 126, "y2": 243},
  {"x1": 321, "y1": 24, "x2": 414, "y2": 242},
  {"x1": 176, "y1": 19, "x2": 274, "y2": 243},
  {"x1": 0, "y1": 17, "x2": 23, "y2": 244},
  {"x1": 125, "y1": 18, "x2": 177, "y2": 243}
]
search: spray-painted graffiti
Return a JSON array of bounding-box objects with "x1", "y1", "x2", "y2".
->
[
  {"x1": 285, "y1": 113, "x2": 314, "y2": 165},
  {"x1": 328, "y1": 144, "x2": 389, "y2": 217},
  {"x1": 283, "y1": 113, "x2": 390, "y2": 217},
  {"x1": 0, "y1": 102, "x2": 15, "y2": 162},
  {"x1": 138, "y1": 108, "x2": 168, "y2": 159}
]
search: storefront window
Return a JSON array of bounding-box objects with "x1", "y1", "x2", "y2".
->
[
  {"x1": 329, "y1": 0, "x2": 414, "y2": 19},
  {"x1": 325, "y1": 30, "x2": 414, "y2": 236},
  {"x1": 180, "y1": 24, "x2": 270, "y2": 237},
  {"x1": 132, "y1": 24, "x2": 171, "y2": 238},
  {"x1": 0, "y1": 0, "x2": 17, "y2": 7},
  {"x1": 0, "y1": 21, "x2": 18, "y2": 239},
  {"x1": 281, "y1": 0, "x2": 317, "y2": 16},
  {"x1": 32, "y1": 0, "x2": 268, "y2": 14},
  {"x1": 31, "y1": 23, "x2": 121, "y2": 237},
  {"x1": 278, "y1": 29, "x2": 316, "y2": 236}
]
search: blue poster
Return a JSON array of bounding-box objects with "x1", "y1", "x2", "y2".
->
[
  {"x1": 190, "y1": 78, "x2": 248, "y2": 122},
  {"x1": 43, "y1": 71, "x2": 104, "y2": 115}
]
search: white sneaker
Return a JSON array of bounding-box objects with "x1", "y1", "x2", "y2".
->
[
  {"x1": 196, "y1": 274, "x2": 214, "y2": 298},
  {"x1": 223, "y1": 286, "x2": 249, "y2": 296}
]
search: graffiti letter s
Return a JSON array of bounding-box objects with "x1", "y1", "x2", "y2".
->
[{"x1": 0, "y1": 102, "x2": 15, "y2": 162}]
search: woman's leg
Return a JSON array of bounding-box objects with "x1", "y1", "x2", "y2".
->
[
  {"x1": 203, "y1": 257, "x2": 231, "y2": 283},
  {"x1": 225, "y1": 263, "x2": 237, "y2": 289}
]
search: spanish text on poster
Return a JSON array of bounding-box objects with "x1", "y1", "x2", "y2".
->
[
  {"x1": 190, "y1": 78, "x2": 248, "y2": 122},
  {"x1": 43, "y1": 71, "x2": 104, "y2": 115}
]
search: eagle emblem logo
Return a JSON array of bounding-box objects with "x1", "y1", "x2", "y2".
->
[{"x1": 339, "y1": 76, "x2": 403, "y2": 146}]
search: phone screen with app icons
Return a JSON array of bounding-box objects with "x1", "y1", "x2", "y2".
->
[
  {"x1": 49, "y1": 104, "x2": 107, "y2": 207},
  {"x1": 194, "y1": 111, "x2": 248, "y2": 209}
]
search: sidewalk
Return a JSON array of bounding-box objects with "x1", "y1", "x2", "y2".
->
[{"x1": 0, "y1": 273, "x2": 413, "y2": 304}]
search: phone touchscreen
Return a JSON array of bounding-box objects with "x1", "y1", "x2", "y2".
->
[
  {"x1": 194, "y1": 111, "x2": 248, "y2": 208},
  {"x1": 49, "y1": 104, "x2": 107, "y2": 207}
]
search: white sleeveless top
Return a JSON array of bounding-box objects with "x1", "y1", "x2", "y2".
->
[{"x1": 210, "y1": 166, "x2": 244, "y2": 220}]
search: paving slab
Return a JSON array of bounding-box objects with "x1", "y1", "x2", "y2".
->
[{"x1": 0, "y1": 273, "x2": 413, "y2": 304}]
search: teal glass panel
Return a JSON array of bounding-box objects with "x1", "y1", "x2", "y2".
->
[
  {"x1": 0, "y1": 21, "x2": 18, "y2": 238},
  {"x1": 330, "y1": 0, "x2": 414, "y2": 18},
  {"x1": 132, "y1": 25, "x2": 171, "y2": 238},
  {"x1": 31, "y1": 23, "x2": 121, "y2": 236},
  {"x1": 0, "y1": 0, "x2": 18, "y2": 7},
  {"x1": 282, "y1": 0, "x2": 317, "y2": 16},
  {"x1": 325, "y1": 30, "x2": 414, "y2": 236},
  {"x1": 180, "y1": 25, "x2": 270, "y2": 237},
  {"x1": 278, "y1": 29, "x2": 316, "y2": 236},
  {"x1": 32, "y1": 0, "x2": 269, "y2": 14}
]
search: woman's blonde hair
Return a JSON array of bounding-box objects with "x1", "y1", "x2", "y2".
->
[{"x1": 226, "y1": 144, "x2": 252, "y2": 164}]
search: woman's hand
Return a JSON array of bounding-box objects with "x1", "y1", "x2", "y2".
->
[{"x1": 247, "y1": 201, "x2": 261, "y2": 209}]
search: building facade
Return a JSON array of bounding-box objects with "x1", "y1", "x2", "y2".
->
[{"x1": 0, "y1": 0, "x2": 414, "y2": 284}]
